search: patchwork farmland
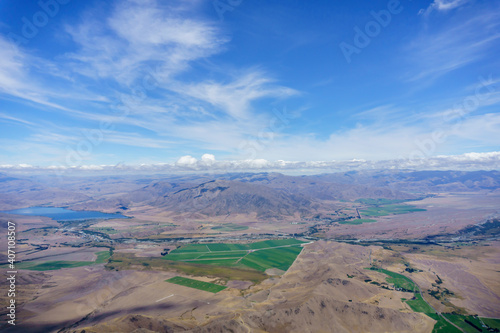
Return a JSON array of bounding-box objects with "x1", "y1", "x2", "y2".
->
[
  {"x1": 166, "y1": 276, "x2": 227, "y2": 293},
  {"x1": 3, "y1": 250, "x2": 111, "y2": 271},
  {"x1": 163, "y1": 238, "x2": 306, "y2": 272},
  {"x1": 360, "y1": 204, "x2": 426, "y2": 217}
]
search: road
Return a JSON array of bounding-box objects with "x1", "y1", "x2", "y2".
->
[{"x1": 405, "y1": 275, "x2": 465, "y2": 333}]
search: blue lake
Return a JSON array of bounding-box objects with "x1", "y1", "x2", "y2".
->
[{"x1": 1, "y1": 207, "x2": 127, "y2": 221}]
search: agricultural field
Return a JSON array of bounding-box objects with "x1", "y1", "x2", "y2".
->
[
  {"x1": 367, "y1": 267, "x2": 417, "y2": 291},
  {"x1": 356, "y1": 198, "x2": 411, "y2": 205},
  {"x1": 166, "y1": 276, "x2": 227, "y2": 293},
  {"x1": 369, "y1": 268, "x2": 430, "y2": 313},
  {"x1": 107, "y1": 252, "x2": 268, "y2": 283},
  {"x1": 90, "y1": 227, "x2": 119, "y2": 234},
  {"x1": 480, "y1": 318, "x2": 500, "y2": 330},
  {"x1": 360, "y1": 204, "x2": 426, "y2": 217},
  {"x1": 168, "y1": 238, "x2": 305, "y2": 253},
  {"x1": 431, "y1": 315, "x2": 461, "y2": 333},
  {"x1": 163, "y1": 239, "x2": 306, "y2": 272},
  {"x1": 368, "y1": 266, "x2": 499, "y2": 333},
  {"x1": 339, "y1": 218, "x2": 377, "y2": 225},
  {"x1": 239, "y1": 246, "x2": 303, "y2": 271},
  {"x1": 11, "y1": 250, "x2": 111, "y2": 271},
  {"x1": 406, "y1": 293, "x2": 435, "y2": 314},
  {"x1": 211, "y1": 223, "x2": 249, "y2": 231},
  {"x1": 443, "y1": 314, "x2": 492, "y2": 333}
]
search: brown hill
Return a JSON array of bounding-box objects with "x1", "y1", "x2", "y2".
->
[
  {"x1": 70, "y1": 178, "x2": 316, "y2": 219},
  {"x1": 309, "y1": 170, "x2": 500, "y2": 193},
  {"x1": 225, "y1": 172, "x2": 417, "y2": 201},
  {"x1": 0, "y1": 174, "x2": 90, "y2": 210},
  {"x1": 138, "y1": 179, "x2": 315, "y2": 219}
]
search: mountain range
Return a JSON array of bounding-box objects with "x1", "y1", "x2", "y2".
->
[{"x1": 1, "y1": 170, "x2": 499, "y2": 219}]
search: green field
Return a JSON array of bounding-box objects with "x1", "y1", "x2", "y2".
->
[
  {"x1": 443, "y1": 314, "x2": 491, "y2": 332},
  {"x1": 91, "y1": 227, "x2": 119, "y2": 234},
  {"x1": 169, "y1": 239, "x2": 305, "y2": 254},
  {"x1": 207, "y1": 243, "x2": 248, "y2": 251},
  {"x1": 197, "y1": 251, "x2": 248, "y2": 259},
  {"x1": 162, "y1": 252, "x2": 205, "y2": 261},
  {"x1": 356, "y1": 198, "x2": 409, "y2": 205},
  {"x1": 240, "y1": 246, "x2": 303, "y2": 271},
  {"x1": 166, "y1": 276, "x2": 227, "y2": 293},
  {"x1": 187, "y1": 258, "x2": 241, "y2": 266},
  {"x1": 248, "y1": 238, "x2": 305, "y2": 249},
  {"x1": 164, "y1": 239, "x2": 306, "y2": 273},
  {"x1": 361, "y1": 204, "x2": 426, "y2": 217},
  {"x1": 13, "y1": 250, "x2": 111, "y2": 271},
  {"x1": 339, "y1": 218, "x2": 377, "y2": 225},
  {"x1": 406, "y1": 293, "x2": 436, "y2": 314},
  {"x1": 171, "y1": 244, "x2": 211, "y2": 253},
  {"x1": 94, "y1": 250, "x2": 112, "y2": 263},
  {"x1": 108, "y1": 252, "x2": 268, "y2": 283},
  {"x1": 211, "y1": 223, "x2": 249, "y2": 232},
  {"x1": 431, "y1": 315, "x2": 461, "y2": 333},
  {"x1": 367, "y1": 267, "x2": 495, "y2": 333},
  {"x1": 368, "y1": 267, "x2": 432, "y2": 315},
  {"x1": 15, "y1": 261, "x2": 95, "y2": 271},
  {"x1": 367, "y1": 267, "x2": 417, "y2": 291},
  {"x1": 480, "y1": 318, "x2": 500, "y2": 330},
  {"x1": 405, "y1": 295, "x2": 486, "y2": 333}
]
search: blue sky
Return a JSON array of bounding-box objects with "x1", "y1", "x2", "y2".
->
[{"x1": 0, "y1": 0, "x2": 499, "y2": 171}]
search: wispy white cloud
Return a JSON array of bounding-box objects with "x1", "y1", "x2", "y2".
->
[
  {"x1": 65, "y1": 0, "x2": 225, "y2": 85},
  {"x1": 1, "y1": 0, "x2": 498, "y2": 169},
  {"x1": 0, "y1": 38, "x2": 26, "y2": 91},
  {"x1": 242, "y1": 85, "x2": 500, "y2": 162},
  {"x1": 448, "y1": 112, "x2": 500, "y2": 145},
  {"x1": 250, "y1": 124, "x2": 426, "y2": 162},
  {"x1": 0, "y1": 0, "x2": 297, "y2": 164},
  {"x1": 419, "y1": 0, "x2": 471, "y2": 16},
  {"x1": 0, "y1": 37, "x2": 64, "y2": 110},
  {"x1": 30, "y1": 123, "x2": 178, "y2": 149},
  {"x1": 101, "y1": 131, "x2": 175, "y2": 149},
  {"x1": 408, "y1": 7, "x2": 500, "y2": 82},
  {"x1": 174, "y1": 70, "x2": 298, "y2": 120},
  {"x1": 0, "y1": 36, "x2": 111, "y2": 117},
  {"x1": 0, "y1": 112, "x2": 37, "y2": 127}
]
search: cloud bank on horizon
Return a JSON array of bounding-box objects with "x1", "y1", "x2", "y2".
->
[
  {"x1": 1, "y1": 152, "x2": 499, "y2": 175},
  {"x1": 0, "y1": 0, "x2": 499, "y2": 171}
]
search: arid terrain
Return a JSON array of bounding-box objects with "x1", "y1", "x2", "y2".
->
[
  {"x1": 3, "y1": 0, "x2": 500, "y2": 331},
  {"x1": 0, "y1": 170, "x2": 499, "y2": 332}
]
